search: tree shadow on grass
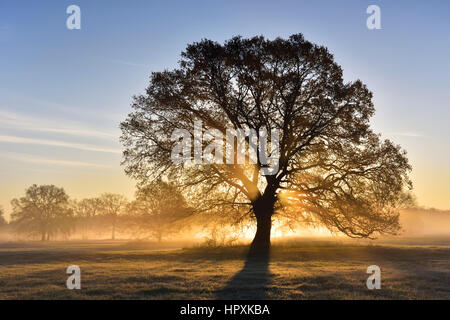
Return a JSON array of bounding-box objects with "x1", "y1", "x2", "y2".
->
[{"x1": 216, "y1": 249, "x2": 271, "y2": 299}]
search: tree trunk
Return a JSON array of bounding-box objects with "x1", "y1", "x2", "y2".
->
[
  {"x1": 249, "y1": 197, "x2": 275, "y2": 256},
  {"x1": 251, "y1": 214, "x2": 272, "y2": 250},
  {"x1": 111, "y1": 217, "x2": 116, "y2": 240}
]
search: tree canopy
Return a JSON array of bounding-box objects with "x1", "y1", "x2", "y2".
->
[
  {"x1": 11, "y1": 184, "x2": 73, "y2": 241},
  {"x1": 121, "y1": 34, "x2": 412, "y2": 251},
  {"x1": 128, "y1": 181, "x2": 192, "y2": 241},
  {"x1": 98, "y1": 193, "x2": 128, "y2": 240}
]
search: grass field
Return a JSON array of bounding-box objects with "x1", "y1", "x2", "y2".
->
[{"x1": 0, "y1": 238, "x2": 449, "y2": 299}]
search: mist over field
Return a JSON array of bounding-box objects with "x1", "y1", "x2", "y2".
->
[
  {"x1": 399, "y1": 208, "x2": 450, "y2": 237},
  {"x1": 1, "y1": 207, "x2": 449, "y2": 244}
]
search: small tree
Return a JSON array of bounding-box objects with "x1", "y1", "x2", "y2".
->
[
  {"x1": 11, "y1": 184, "x2": 73, "y2": 241},
  {"x1": 99, "y1": 193, "x2": 128, "y2": 240},
  {"x1": 73, "y1": 198, "x2": 102, "y2": 239},
  {"x1": 0, "y1": 206, "x2": 6, "y2": 226},
  {"x1": 128, "y1": 181, "x2": 191, "y2": 242}
]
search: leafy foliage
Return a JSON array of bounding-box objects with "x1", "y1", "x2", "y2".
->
[
  {"x1": 11, "y1": 184, "x2": 73, "y2": 240},
  {"x1": 121, "y1": 34, "x2": 412, "y2": 242}
]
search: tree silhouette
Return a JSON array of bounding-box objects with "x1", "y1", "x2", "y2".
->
[
  {"x1": 11, "y1": 184, "x2": 73, "y2": 241},
  {"x1": 0, "y1": 206, "x2": 6, "y2": 226},
  {"x1": 128, "y1": 181, "x2": 191, "y2": 242},
  {"x1": 73, "y1": 198, "x2": 102, "y2": 239},
  {"x1": 121, "y1": 34, "x2": 411, "y2": 253},
  {"x1": 99, "y1": 193, "x2": 128, "y2": 240}
]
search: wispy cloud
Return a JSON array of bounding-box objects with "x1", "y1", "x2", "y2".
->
[
  {"x1": 107, "y1": 58, "x2": 151, "y2": 68},
  {"x1": 0, "y1": 152, "x2": 112, "y2": 168},
  {"x1": 0, "y1": 135, "x2": 121, "y2": 154},
  {"x1": 0, "y1": 110, "x2": 117, "y2": 139},
  {"x1": 0, "y1": 93, "x2": 124, "y2": 122},
  {"x1": 387, "y1": 132, "x2": 426, "y2": 138}
]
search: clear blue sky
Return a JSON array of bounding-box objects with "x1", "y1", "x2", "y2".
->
[{"x1": 1, "y1": 0, "x2": 449, "y2": 218}]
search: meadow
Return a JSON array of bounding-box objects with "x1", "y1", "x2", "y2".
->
[{"x1": 0, "y1": 238, "x2": 449, "y2": 300}]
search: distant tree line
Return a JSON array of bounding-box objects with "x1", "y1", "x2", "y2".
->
[{"x1": 2, "y1": 182, "x2": 194, "y2": 241}]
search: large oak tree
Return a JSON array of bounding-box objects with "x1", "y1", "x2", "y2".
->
[{"x1": 121, "y1": 34, "x2": 411, "y2": 252}]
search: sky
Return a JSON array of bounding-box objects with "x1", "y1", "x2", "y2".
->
[{"x1": 0, "y1": 0, "x2": 449, "y2": 219}]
